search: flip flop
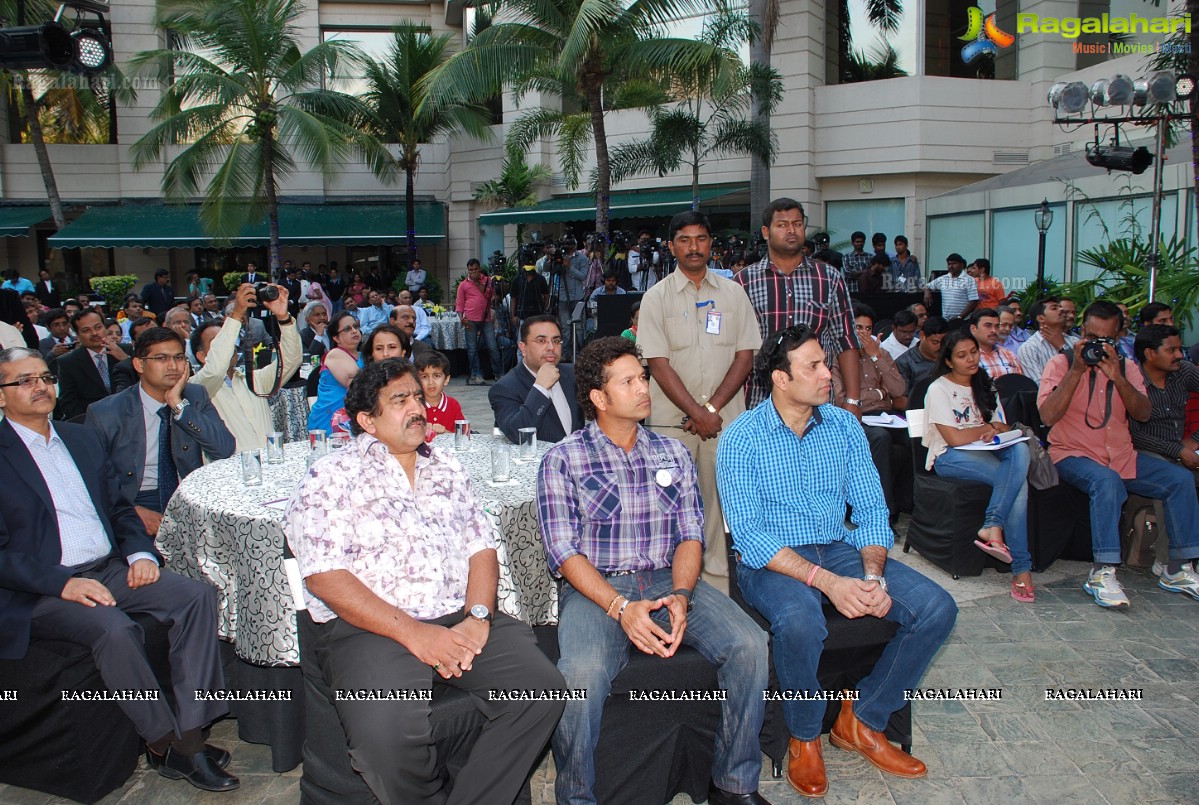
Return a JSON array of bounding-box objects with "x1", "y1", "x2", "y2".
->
[
  {"x1": 1011, "y1": 581, "x2": 1035, "y2": 603},
  {"x1": 974, "y1": 539, "x2": 1013, "y2": 564}
]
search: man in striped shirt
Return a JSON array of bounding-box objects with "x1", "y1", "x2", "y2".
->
[
  {"x1": 737, "y1": 198, "x2": 860, "y2": 412},
  {"x1": 923, "y1": 253, "x2": 978, "y2": 320},
  {"x1": 969, "y1": 308, "x2": 1023, "y2": 379},
  {"x1": 1018, "y1": 296, "x2": 1078, "y2": 384},
  {"x1": 841, "y1": 231, "x2": 871, "y2": 293},
  {"x1": 1130, "y1": 324, "x2": 1199, "y2": 477}
]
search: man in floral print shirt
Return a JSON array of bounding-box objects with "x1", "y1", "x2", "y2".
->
[{"x1": 286, "y1": 358, "x2": 564, "y2": 804}]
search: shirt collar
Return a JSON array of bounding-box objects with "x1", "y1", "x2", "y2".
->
[
  {"x1": 356, "y1": 431, "x2": 433, "y2": 464},
  {"x1": 763, "y1": 395, "x2": 824, "y2": 435},
  {"x1": 9, "y1": 417, "x2": 62, "y2": 448},
  {"x1": 138, "y1": 384, "x2": 166, "y2": 415},
  {"x1": 664, "y1": 267, "x2": 718, "y2": 293}
]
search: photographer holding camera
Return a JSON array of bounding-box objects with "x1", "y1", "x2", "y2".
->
[
  {"x1": 628, "y1": 230, "x2": 660, "y2": 292},
  {"x1": 190, "y1": 282, "x2": 302, "y2": 451},
  {"x1": 1038, "y1": 300, "x2": 1199, "y2": 609}
]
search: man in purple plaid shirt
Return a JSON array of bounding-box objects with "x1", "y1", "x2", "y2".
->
[{"x1": 537, "y1": 336, "x2": 771, "y2": 805}]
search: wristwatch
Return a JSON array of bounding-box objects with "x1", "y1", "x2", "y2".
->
[
  {"x1": 170, "y1": 398, "x2": 190, "y2": 419},
  {"x1": 844, "y1": 397, "x2": 862, "y2": 407},
  {"x1": 863, "y1": 574, "x2": 888, "y2": 591},
  {"x1": 703, "y1": 402, "x2": 718, "y2": 415},
  {"x1": 672, "y1": 588, "x2": 694, "y2": 613},
  {"x1": 468, "y1": 604, "x2": 493, "y2": 623}
]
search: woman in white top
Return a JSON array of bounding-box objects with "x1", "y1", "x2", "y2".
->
[{"x1": 923, "y1": 329, "x2": 1035, "y2": 602}]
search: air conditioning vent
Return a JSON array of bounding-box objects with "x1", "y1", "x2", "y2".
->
[
  {"x1": 993, "y1": 151, "x2": 1030, "y2": 165},
  {"x1": 1053, "y1": 143, "x2": 1073, "y2": 157},
  {"x1": 552, "y1": 174, "x2": 568, "y2": 187}
]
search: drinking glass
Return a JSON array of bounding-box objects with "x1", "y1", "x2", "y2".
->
[
  {"x1": 454, "y1": 420, "x2": 471, "y2": 452},
  {"x1": 241, "y1": 450, "x2": 263, "y2": 486},
  {"x1": 266, "y1": 432, "x2": 285, "y2": 464},
  {"x1": 517, "y1": 427, "x2": 537, "y2": 463},
  {"x1": 490, "y1": 443, "x2": 511, "y2": 483}
]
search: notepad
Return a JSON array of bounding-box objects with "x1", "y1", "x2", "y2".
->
[{"x1": 862, "y1": 413, "x2": 908, "y2": 429}]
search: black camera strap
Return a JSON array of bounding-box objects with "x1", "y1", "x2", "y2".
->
[
  {"x1": 243, "y1": 314, "x2": 285, "y2": 398},
  {"x1": 1083, "y1": 367, "x2": 1114, "y2": 430}
]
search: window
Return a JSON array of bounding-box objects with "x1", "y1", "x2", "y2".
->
[
  {"x1": 927, "y1": 212, "x2": 985, "y2": 274},
  {"x1": 924, "y1": 0, "x2": 1016, "y2": 80},
  {"x1": 1073, "y1": 194, "x2": 1177, "y2": 281},
  {"x1": 825, "y1": 198, "x2": 906, "y2": 252},
  {"x1": 323, "y1": 29, "x2": 408, "y2": 97}
]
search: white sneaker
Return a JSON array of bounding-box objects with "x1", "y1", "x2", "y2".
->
[
  {"x1": 1157, "y1": 563, "x2": 1199, "y2": 601},
  {"x1": 1084, "y1": 566, "x2": 1130, "y2": 608}
]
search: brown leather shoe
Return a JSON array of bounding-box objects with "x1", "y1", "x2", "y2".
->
[
  {"x1": 786, "y1": 737, "x2": 828, "y2": 798},
  {"x1": 829, "y1": 698, "x2": 926, "y2": 778}
]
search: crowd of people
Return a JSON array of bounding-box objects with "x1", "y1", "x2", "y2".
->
[{"x1": 1, "y1": 198, "x2": 1198, "y2": 803}]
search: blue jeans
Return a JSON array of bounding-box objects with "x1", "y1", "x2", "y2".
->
[
  {"x1": 554, "y1": 571, "x2": 768, "y2": 804},
  {"x1": 932, "y1": 442, "x2": 1032, "y2": 575},
  {"x1": 463, "y1": 318, "x2": 501, "y2": 379},
  {"x1": 1056, "y1": 453, "x2": 1199, "y2": 565},
  {"x1": 738, "y1": 542, "x2": 957, "y2": 741}
]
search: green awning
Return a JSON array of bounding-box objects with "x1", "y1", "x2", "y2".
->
[
  {"x1": 0, "y1": 205, "x2": 52, "y2": 237},
  {"x1": 47, "y1": 202, "x2": 446, "y2": 249},
  {"x1": 478, "y1": 186, "x2": 747, "y2": 225}
]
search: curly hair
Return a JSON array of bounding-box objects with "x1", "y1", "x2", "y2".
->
[
  {"x1": 344, "y1": 358, "x2": 420, "y2": 436},
  {"x1": 575, "y1": 336, "x2": 642, "y2": 422}
]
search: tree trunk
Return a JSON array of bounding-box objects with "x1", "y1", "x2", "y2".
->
[
  {"x1": 1191, "y1": 0, "x2": 1198, "y2": 243},
  {"x1": 691, "y1": 157, "x2": 701, "y2": 211},
  {"x1": 406, "y1": 160, "x2": 418, "y2": 264},
  {"x1": 21, "y1": 79, "x2": 66, "y2": 230},
  {"x1": 748, "y1": 0, "x2": 772, "y2": 225},
  {"x1": 586, "y1": 79, "x2": 611, "y2": 237},
  {"x1": 263, "y1": 127, "x2": 281, "y2": 280}
]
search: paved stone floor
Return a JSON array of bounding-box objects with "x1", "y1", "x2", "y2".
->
[{"x1": 5, "y1": 380, "x2": 1198, "y2": 804}]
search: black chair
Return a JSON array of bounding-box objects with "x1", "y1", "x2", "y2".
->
[
  {"x1": 0, "y1": 613, "x2": 173, "y2": 804},
  {"x1": 904, "y1": 377, "x2": 996, "y2": 578},
  {"x1": 305, "y1": 362, "x2": 322, "y2": 399},
  {"x1": 725, "y1": 541, "x2": 912, "y2": 772},
  {"x1": 994, "y1": 373, "x2": 1048, "y2": 444}
]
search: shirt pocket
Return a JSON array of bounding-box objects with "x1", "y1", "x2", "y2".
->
[
  {"x1": 580, "y1": 475, "x2": 623, "y2": 521},
  {"x1": 653, "y1": 481, "x2": 681, "y2": 515},
  {"x1": 663, "y1": 314, "x2": 691, "y2": 352}
]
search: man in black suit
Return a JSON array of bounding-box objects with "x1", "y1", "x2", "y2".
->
[
  {"x1": 55, "y1": 308, "x2": 129, "y2": 420},
  {"x1": 38, "y1": 308, "x2": 75, "y2": 362},
  {"x1": 0, "y1": 347, "x2": 239, "y2": 792},
  {"x1": 86, "y1": 328, "x2": 234, "y2": 537},
  {"x1": 243, "y1": 261, "x2": 263, "y2": 286},
  {"x1": 281, "y1": 266, "x2": 303, "y2": 319},
  {"x1": 489, "y1": 314, "x2": 581, "y2": 443},
  {"x1": 34, "y1": 269, "x2": 61, "y2": 309},
  {"x1": 299, "y1": 303, "x2": 331, "y2": 357},
  {"x1": 141, "y1": 269, "x2": 176, "y2": 319}
]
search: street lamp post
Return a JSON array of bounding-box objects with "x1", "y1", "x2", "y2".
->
[{"x1": 1034, "y1": 198, "x2": 1053, "y2": 300}]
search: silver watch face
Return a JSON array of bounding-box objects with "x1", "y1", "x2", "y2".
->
[{"x1": 470, "y1": 604, "x2": 491, "y2": 621}]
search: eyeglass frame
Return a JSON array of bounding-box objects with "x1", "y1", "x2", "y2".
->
[{"x1": 0, "y1": 373, "x2": 58, "y2": 389}]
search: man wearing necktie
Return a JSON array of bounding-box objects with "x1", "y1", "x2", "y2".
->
[
  {"x1": 489, "y1": 315, "x2": 582, "y2": 443},
  {"x1": 54, "y1": 308, "x2": 128, "y2": 420},
  {"x1": 0, "y1": 347, "x2": 240, "y2": 792},
  {"x1": 85, "y1": 328, "x2": 233, "y2": 538}
]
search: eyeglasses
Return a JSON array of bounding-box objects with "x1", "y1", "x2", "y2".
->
[
  {"x1": 141, "y1": 354, "x2": 189, "y2": 364},
  {"x1": 337, "y1": 324, "x2": 361, "y2": 335},
  {"x1": 528, "y1": 337, "x2": 563, "y2": 347},
  {"x1": 0, "y1": 373, "x2": 57, "y2": 388}
]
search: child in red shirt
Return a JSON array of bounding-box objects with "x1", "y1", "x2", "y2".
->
[{"x1": 418, "y1": 350, "x2": 465, "y2": 443}]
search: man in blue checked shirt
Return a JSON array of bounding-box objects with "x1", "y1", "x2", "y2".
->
[
  {"x1": 716, "y1": 325, "x2": 957, "y2": 799},
  {"x1": 537, "y1": 336, "x2": 771, "y2": 805}
]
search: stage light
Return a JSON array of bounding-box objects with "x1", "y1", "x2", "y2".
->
[
  {"x1": 1175, "y1": 74, "x2": 1196, "y2": 101},
  {"x1": 71, "y1": 27, "x2": 110, "y2": 72},
  {"x1": 0, "y1": 22, "x2": 74, "y2": 70},
  {"x1": 1086, "y1": 142, "x2": 1153, "y2": 174},
  {"x1": 1048, "y1": 81, "x2": 1088, "y2": 114}
]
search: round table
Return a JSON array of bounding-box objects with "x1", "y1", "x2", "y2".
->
[
  {"x1": 267, "y1": 383, "x2": 311, "y2": 444},
  {"x1": 427, "y1": 313, "x2": 467, "y2": 351},
  {"x1": 431, "y1": 431, "x2": 558, "y2": 626}
]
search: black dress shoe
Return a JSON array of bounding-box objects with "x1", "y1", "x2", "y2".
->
[
  {"x1": 159, "y1": 746, "x2": 240, "y2": 792},
  {"x1": 146, "y1": 744, "x2": 231, "y2": 770},
  {"x1": 708, "y1": 786, "x2": 773, "y2": 805}
]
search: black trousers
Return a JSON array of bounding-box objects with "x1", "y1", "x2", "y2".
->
[
  {"x1": 308, "y1": 612, "x2": 564, "y2": 805},
  {"x1": 863, "y1": 424, "x2": 914, "y2": 520},
  {"x1": 30, "y1": 555, "x2": 228, "y2": 741}
]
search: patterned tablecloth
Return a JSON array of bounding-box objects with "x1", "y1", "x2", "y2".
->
[
  {"x1": 426, "y1": 313, "x2": 467, "y2": 351},
  {"x1": 267, "y1": 384, "x2": 310, "y2": 443},
  {"x1": 156, "y1": 434, "x2": 557, "y2": 667}
]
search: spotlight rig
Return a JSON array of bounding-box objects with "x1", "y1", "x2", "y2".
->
[{"x1": 0, "y1": 0, "x2": 112, "y2": 76}]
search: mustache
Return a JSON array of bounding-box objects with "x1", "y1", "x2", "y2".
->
[{"x1": 406, "y1": 414, "x2": 427, "y2": 428}]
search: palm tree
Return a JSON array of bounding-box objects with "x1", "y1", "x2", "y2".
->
[
  {"x1": 423, "y1": 0, "x2": 718, "y2": 237},
  {"x1": 607, "y1": 4, "x2": 782, "y2": 207},
  {"x1": 473, "y1": 149, "x2": 553, "y2": 261},
  {"x1": 841, "y1": 42, "x2": 908, "y2": 83},
  {"x1": 129, "y1": 0, "x2": 392, "y2": 274},
  {"x1": 359, "y1": 22, "x2": 494, "y2": 262}
]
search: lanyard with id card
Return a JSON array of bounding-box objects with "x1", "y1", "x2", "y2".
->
[{"x1": 697, "y1": 300, "x2": 720, "y2": 335}]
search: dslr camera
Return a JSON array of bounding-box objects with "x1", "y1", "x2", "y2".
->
[
  {"x1": 254, "y1": 282, "x2": 279, "y2": 305},
  {"x1": 1080, "y1": 337, "x2": 1117, "y2": 366}
]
